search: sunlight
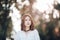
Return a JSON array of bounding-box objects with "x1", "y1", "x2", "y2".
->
[
  {"x1": 53, "y1": 9, "x2": 59, "y2": 18},
  {"x1": 9, "y1": 2, "x2": 21, "y2": 33},
  {"x1": 56, "y1": 0, "x2": 60, "y2": 4},
  {"x1": 33, "y1": 0, "x2": 54, "y2": 12}
]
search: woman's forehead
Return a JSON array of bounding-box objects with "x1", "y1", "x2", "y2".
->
[{"x1": 25, "y1": 16, "x2": 30, "y2": 19}]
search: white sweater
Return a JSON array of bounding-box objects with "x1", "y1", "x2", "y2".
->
[{"x1": 14, "y1": 29, "x2": 40, "y2": 40}]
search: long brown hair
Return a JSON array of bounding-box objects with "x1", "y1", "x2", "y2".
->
[{"x1": 21, "y1": 14, "x2": 34, "y2": 31}]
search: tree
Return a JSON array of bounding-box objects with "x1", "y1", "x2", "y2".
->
[{"x1": 0, "y1": 0, "x2": 10, "y2": 40}]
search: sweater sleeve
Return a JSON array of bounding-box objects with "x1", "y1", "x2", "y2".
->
[{"x1": 34, "y1": 29, "x2": 40, "y2": 40}]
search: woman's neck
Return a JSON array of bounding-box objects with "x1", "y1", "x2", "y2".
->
[{"x1": 25, "y1": 26, "x2": 30, "y2": 31}]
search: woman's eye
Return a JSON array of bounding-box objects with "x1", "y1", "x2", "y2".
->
[
  {"x1": 25, "y1": 19, "x2": 27, "y2": 21},
  {"x1": 25, "y1": 19, "x2": 30, "y2": 21},
  {"x1": 29, "y1": 19, "x2": 31, "y2": 21}
]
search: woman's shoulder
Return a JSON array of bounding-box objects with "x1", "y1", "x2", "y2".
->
[
  {"x1": 32, "y1": 29, "x2": 38, "y2": 33},
  {"x1": 33, "y1": 29, "x2": 38, "y2": 32},
  {"x1": 32, "y1": 29, "x2": 39, "y2": 36}
]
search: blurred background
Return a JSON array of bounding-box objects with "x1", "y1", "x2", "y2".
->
[{"x1": 0, "y1": 0, "x2": 60, "y2": 40}]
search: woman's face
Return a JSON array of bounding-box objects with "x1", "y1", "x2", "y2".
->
[{"x1": 24, "y1": 16, "x2": 31, "y2": 27}]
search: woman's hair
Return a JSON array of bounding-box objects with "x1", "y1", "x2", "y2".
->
[{"x1": 21, "y1": 14, "x2": 34, "y2": 31}]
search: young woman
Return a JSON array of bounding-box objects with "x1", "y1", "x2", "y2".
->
[{"x1": 14, "y1": 14, "x2": 40, "y2": 40}]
